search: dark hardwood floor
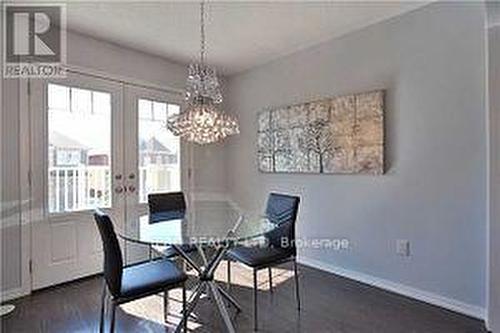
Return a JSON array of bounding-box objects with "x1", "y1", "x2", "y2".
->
[{"x1": 1, "y1": 262, "x2": 487, "y2": 332}]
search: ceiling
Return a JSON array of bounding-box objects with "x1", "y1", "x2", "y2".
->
[{"x1": 64, "y1": 1, "x2": 429, "y2": 75}]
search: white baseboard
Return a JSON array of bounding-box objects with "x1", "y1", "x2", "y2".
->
[
  {"x1": 298, "y1": 256, "x2": 485, "y2": 321},
  {"x1": 0, "y1": 287, "x2": 29, "y2": 303}
]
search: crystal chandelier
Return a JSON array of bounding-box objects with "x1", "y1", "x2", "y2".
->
[{"x1": 167, "y1": 1, "x2": 239, "y2": 144}]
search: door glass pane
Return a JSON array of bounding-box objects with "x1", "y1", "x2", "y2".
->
[
  {"x1": 48, "y1": 84, "x2": 69, "y2": 111},
  {"x1": 48, "y1": 83, "x2": 112, "y2": 213},
  {"x1": 71, "y1": 88, "x2": 92, "y2": 114},
  {"x1": 138, "y1": 98, "x2": 181, "y2": 203}
]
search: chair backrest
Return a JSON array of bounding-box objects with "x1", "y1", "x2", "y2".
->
[
  {"x1": 148, "y1": 192, "x2": 186, "y2": 222},
  {"x1": 264, "y1": 193, "x2": 300, "y2": 250},
  {"x1": 94, "y1": 210, "x2": 123, "y2": 297}
]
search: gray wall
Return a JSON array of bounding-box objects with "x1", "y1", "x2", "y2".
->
[
  {"x1": 488, "y1": 25, "x2": 500, "y2": 332},
  {"x1": 0, "y1": 31, "x2": 227, "y2": 294},
  {"x1": 226, "y1": 3, "x2": 486, "y2": 307}
]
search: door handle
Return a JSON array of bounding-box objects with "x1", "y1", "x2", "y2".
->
[
  {"x1": 128, "y1": 185, "x2": 136, "y2": 193},
  {"x1": 114, "y1": 185, "x2": 125, "y2": 194}
]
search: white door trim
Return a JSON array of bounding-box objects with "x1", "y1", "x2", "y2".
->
[
  {"x1": 19, "y1": 78, "x2": 31, "y2": 297},
  {"x1": 64, "y1": 64, "x2": 183, "y2": 96},
  {"x1": 1, "y1": 78, "x2": 32, "y2": 302},
  {"x1": 16, "y1": 65, "x2": 187, "y2": 298}
]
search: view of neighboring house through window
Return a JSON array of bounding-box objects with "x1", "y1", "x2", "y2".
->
[
  {"x1": 48, "y1": 83, "x2": 111, "y2": 213},
  {"x1": 138, "y1": 98, "x2": 181, "y2": 203}
]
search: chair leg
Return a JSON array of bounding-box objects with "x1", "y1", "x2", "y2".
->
[
  {"x1": 182, "y1": 284, "x2": 187, "y2": 333},
  {"x1": 164, "y1": 290, "x2": 169, "y2": 323},
  {"x1": 253, "y1": 268, "x2": 258, "y2": 331},
  {"x1": 227, "y1": 259, "x2": 232, "y2": 291},
  {"x1": 268, "y1": 267, "x2": 273, "y2": 293},
  {"x1": 99, "y1": 281, "x2": 106, "y2": 333},
  {"x1": 293, "y1": 259, "x2": 301, "y2": 311},
  {"x1": 109, "y1": 302, "x2": 117, "y2": 333}
]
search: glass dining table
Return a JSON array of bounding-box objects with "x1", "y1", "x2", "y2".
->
[{"x1": 117, "y1": 202, "x2": 277, "y2": 333}]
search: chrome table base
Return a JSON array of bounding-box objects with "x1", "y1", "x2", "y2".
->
[{"x1": 173, "y1": 243, "x2": 241, "y2": 333}]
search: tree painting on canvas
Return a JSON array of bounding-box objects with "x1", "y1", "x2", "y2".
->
[{"x1": 257, "y1": 90, "x2": 384, "y2": 174}]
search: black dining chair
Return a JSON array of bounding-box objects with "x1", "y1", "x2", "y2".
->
[
  {"x1": 148, "y1": 192, "x2": 187, "y2": 223},
  {"x1": 226, "y1": 193, "x2": 301, "y2": 331},
  {"x1": 94, "y1": 209, "x2": 188, "y2": 333},
  {"x1": 147, "y1": 192, "x2": 197, "y2": 259}
]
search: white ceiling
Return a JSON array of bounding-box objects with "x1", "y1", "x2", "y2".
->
[{"x1": 65, "y1": 1, "x2": 429, "y2": 75}]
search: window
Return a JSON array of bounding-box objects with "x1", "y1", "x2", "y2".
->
[
  {"x1": 138, "y1": 98, "x2": 180, "y2": 203},
  {"x1": 48, "y1": 84, "x2": 112, "y2": 213}
]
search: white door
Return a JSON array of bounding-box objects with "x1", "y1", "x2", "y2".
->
[
  {"x1": 122, "y1": 85, "x2": 190, "y2": 264},
  {"x1": 30, "y1": 72, "x2": 187, "y2": 288}
]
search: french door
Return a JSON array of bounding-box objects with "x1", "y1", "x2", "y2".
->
[
  {"x1": 122, "y1": 85, "x2": 190, "y2": 264},
  {"x1": 30, "y1": 72, "x2": 188, "y2": 289}
]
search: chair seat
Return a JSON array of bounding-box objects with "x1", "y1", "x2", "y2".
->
[
  {"x1": 227, "y1": 246, "x2": 294, "y2": 268},
  {"x1": 120, "y1": 259, "x2": 187, "y2": 298}
]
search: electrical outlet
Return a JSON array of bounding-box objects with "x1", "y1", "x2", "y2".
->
[{"x1": 396, "y1": 239, "x2": 410, "y2": 256}]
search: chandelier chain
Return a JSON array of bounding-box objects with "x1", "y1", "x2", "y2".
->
[{"x1": 200, "y1": 1, "x2": 206, "y2": 66}]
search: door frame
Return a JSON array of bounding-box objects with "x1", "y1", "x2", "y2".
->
[
  {"x1": 21, "y1": 66, "x2": 190, "y2": 292},
  {"x1": 0, "y1": 78, "x2": 32, "y2": 301}
]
